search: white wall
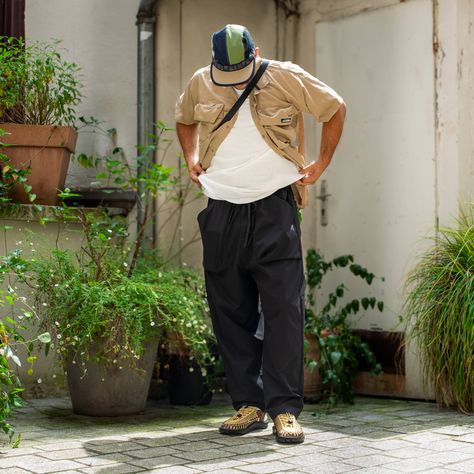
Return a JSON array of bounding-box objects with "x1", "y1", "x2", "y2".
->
[
  {"x1": 296, "y1": 0, "x2": 474, "y2": 400},
  {"x1": 25, "y1": 0, "x2": 139, "y2": 189}
]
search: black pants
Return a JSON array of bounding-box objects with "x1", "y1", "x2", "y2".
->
[{"x1": 197, "y1": 185, "x2": 305, "y2": 420}]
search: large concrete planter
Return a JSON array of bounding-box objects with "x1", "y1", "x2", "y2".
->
[
  {"x1": 66, "y1": 340, "x2": 159, "y2": 416},
  {"x1": 303, "y1": 333, "x2": 322, "y2": 399},
  {"x1": 0, "y1": 123, "x2": 77, "y2": 205}
]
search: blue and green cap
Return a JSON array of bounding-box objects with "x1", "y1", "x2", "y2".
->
[{"x1": 210, "y1": 24, "x2": 256, "y2": 86}]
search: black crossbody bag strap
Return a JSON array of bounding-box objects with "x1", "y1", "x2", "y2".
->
[{"x1": 213, "y1": 59, "x2": 269, "y2": 132}]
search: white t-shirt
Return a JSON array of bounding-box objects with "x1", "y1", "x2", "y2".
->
[{"x1": 198, "y1": 89, "x2": 302, "y2": 204}]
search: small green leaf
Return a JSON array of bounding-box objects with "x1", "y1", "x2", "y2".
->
[
  {"x1": 37, "y1": 332, "x2": 51, "y2": 344},
  {"x1": 361, "y1": 297, "x2": 369, "y2": 310}
]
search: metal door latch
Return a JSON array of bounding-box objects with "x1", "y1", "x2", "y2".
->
[{"x1": 316, "y1": 179, "x2": 331, "y2": 226}]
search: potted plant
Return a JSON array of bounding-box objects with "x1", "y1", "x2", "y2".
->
[
  {"x1": 0, "y1": 37, "x2": 82, "y2": 205},
  {"x1": 304, "y1": 248, "x2": 384, "y2": 407},
  {"x1": 402, "y1": 209, "x2": 474, "y2": 413},
  {"x1": 5, "y1": 121, "x2": 213, "y2": 416},
  {"x1": 130, "y1": 257, "x2": 217, "y2": 406}
]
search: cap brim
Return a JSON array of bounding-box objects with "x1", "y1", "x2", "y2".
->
[{"x1": 210, "y1": 60, "x2": 255, "y2": 87}]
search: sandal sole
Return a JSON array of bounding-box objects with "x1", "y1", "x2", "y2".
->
[{"x1": 219, "y1": 421, "x2": 268, "y2": 436}]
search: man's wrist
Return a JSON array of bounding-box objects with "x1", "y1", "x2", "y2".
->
[{"x1": 185, "y1": 154, "x2": 199, "y2": 168}]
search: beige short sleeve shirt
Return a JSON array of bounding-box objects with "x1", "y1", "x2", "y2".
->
[{"x1": 175, "y1": 58, "x2": 344, "y2": 208}]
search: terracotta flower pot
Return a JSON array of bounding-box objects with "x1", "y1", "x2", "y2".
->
[
  {"x1": 0, "y1": 123, "x2": 77, "y2": 205},
  {"x1": 304, "y1": 332, "x2": 322, "y2": 399},
  {"x1": 66, "y1": 339, "x2": 159, "y2": 416}
]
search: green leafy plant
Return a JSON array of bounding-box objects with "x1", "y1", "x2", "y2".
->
[
  {"x1": 305, "y1": 248, "x2": 384, "y2": 408},
  {"x1": 0, "y1": 247, "x2": 50, "y2": 446},
  {"x1": 0, "y1": 128, "x2": 39, "y2": 205},
  {"x1": 402, "y1": 208, "x2": 474, "y2": 413},
  {"x1": 0, "y1": 36, "x2": 83, "y2": 125},
  {"x1": 4, "y1": 120, "x2": 214, "y2": 384}
]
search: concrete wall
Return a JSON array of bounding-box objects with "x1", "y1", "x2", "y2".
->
[
  {"x1": 295, "y1": 0, "x2": 474, "y2": 400},
  {"x1": 25, "y1": 0, "x2": 138, "y2": 189},
  {"x1": 435, "y1": 0, "x2": 474, "y2": 221}
]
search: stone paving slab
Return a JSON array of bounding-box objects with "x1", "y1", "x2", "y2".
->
[{"x1": 0, "y1": 395, "x2": 473, "y2": 473}]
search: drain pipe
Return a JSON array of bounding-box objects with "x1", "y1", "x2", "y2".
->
[{"x1": 136, "y1": 0, "x2": 158, "y2": 251}]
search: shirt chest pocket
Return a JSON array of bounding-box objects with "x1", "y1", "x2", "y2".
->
[
  {"x1": 193, "y1": 103, "x2": 224, "y2": 124},
  {"x1": 258, "y1": 105, "x2": 299, "y2": 148}
]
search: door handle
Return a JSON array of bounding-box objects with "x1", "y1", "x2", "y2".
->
[{"x1": 316, "y1": 179, "x2": 331, "y2": 226}]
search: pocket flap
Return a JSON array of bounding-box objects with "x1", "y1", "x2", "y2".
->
[
  {"x1": 259, "y1": 105, "x2": 297, "y2": 126},
  {"x1": 193, "y1": 103, "x2": 224, "y2": 123}
]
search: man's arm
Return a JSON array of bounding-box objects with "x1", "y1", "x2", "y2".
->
[
  {"x1": 175, "y1": 122, "x2": 205, "y2": 186},
  {"x1": 298, "y1": 101, "x2": 346, "y2": 185}
]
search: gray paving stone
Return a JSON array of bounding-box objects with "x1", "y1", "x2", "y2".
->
[
  {"x1": 129, "y1": 455, "x2": 188, "y2": 470},
  {"x1": 85, "y1": 441, "x2": 145, "y2": 454},
  {"x1": 0, "y1": 454, "x2": 46, "y2": 469},
  {"x1": 328, "y1": 445, "x2": 381, "y2": 459},
  {"x1": 417, "y1": 470, "x2": 464, "y2": 474},
  {"x1": 130, "y1": 436, "x2": 188, "y2": 448},
  {"x1": 124, "y1": 446, "x2": 180, "y2": 459},
  {"x1": 362, "y1": 438, "x2": 417, "y2": 451},
  {"x1": 345, "y1": 454, "x2": 400, "y2": 468},
  {"x1": 400, "y1": 432, "x2": 453, "y2": 444},
  {"x1": 0, "y1": 447, "x2": 41, "y2": 457},
  {"x1": 383, "y1": 446, "x2": 435, "y2": 459},
  {"x1": 419, "y1": 451, "x2": 474, "y2": 465},
  {"x1": 353, "y1": 468, "x2": 409, "y2": 474},
  {"x1": 76, "y1": 453, "x2": 137, "y2": 467},
  {"x1": 0, "y1": 469, "x2": 31, "y2": 474},
  {"x1": 432, "y1": 426, "x2": 474, "y2": 436},
  {"x1": 191, "y1": 459, "x2": 247, "y2": 471},
  {"x1": 298, "y1": 461, "x2": 358, "y2": 473},
  {"x1": 222, "y1": 443, "x2": 272, "y2": 455},
  {"x1": 148, "y1": 467, "x2": 202, "y2": 473},
  {"x1": 303, "y1": 431, "x2": 349, "y2": 442},
  {"x1": 203, "y1": 470, "x2": 249, "y2": 474},
  {"x1": 35, "y1": 448, "x2": 91, "y2": 460},
  {"x1": 417, "y1": 439, "x2": 474, "y2": 452},
  {"x1": 80, "y1": 464, "x2": 144, "y2": 474},
  {"x1": 356, "y1": 430, "x2": 402, "y2": 440},
  {"x1": 175, "y1": 447, "x2": 234, "y2": 462},
  {"x1": 448, "y1": 460, "x2": 474, "y2": 473},
  {"x1": 283, "y1": 451, "x2": 335, "y2": 466},
  {"x1": 313, "y1": 437, "x2": 367, "y2": 449},
  {"x1": 382, "y1": 458, "x2": 440, "y2": 472},
  {"x1": 172, "y1": 440, "x2": 220, "y2": 451},
  {"x1": 27, "y1": 459, "x2": 86, "y2": 473},
  {"x1": 39, "y1": 441, "x2": 87, "y2": 452},
  {"x1": 236, "y1": 460, "x2": 297, "y2": 473},
  {"x1": 458, "y1": 434, "x2": 474, "y2": 444}
]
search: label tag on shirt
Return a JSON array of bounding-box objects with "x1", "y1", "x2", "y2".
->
[{"x1": 281, "y1": 117, "x2": 292, "y2": 124}]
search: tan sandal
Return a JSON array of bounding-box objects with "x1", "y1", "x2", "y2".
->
[
  {"x1": 219, "y1": 405, "x2": 268, "y2": 436},
  {"x1": 273, "y1": 413, "x2": 305, "y2": 443}
]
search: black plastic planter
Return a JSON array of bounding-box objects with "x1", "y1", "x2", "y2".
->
[{"x1": 168, "y1": 355, "x2": 212, "y2": 406}]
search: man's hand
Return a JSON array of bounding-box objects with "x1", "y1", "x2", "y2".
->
[
  {"x1": 188, "y1": 159, "x2": 206, "y2": 186},
  {"x1": 298, "y1": 160, "x2": 324, "y2": 185},
  {"x1": 176, "y1": 122, "x2": 205, "y2": 187}
]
